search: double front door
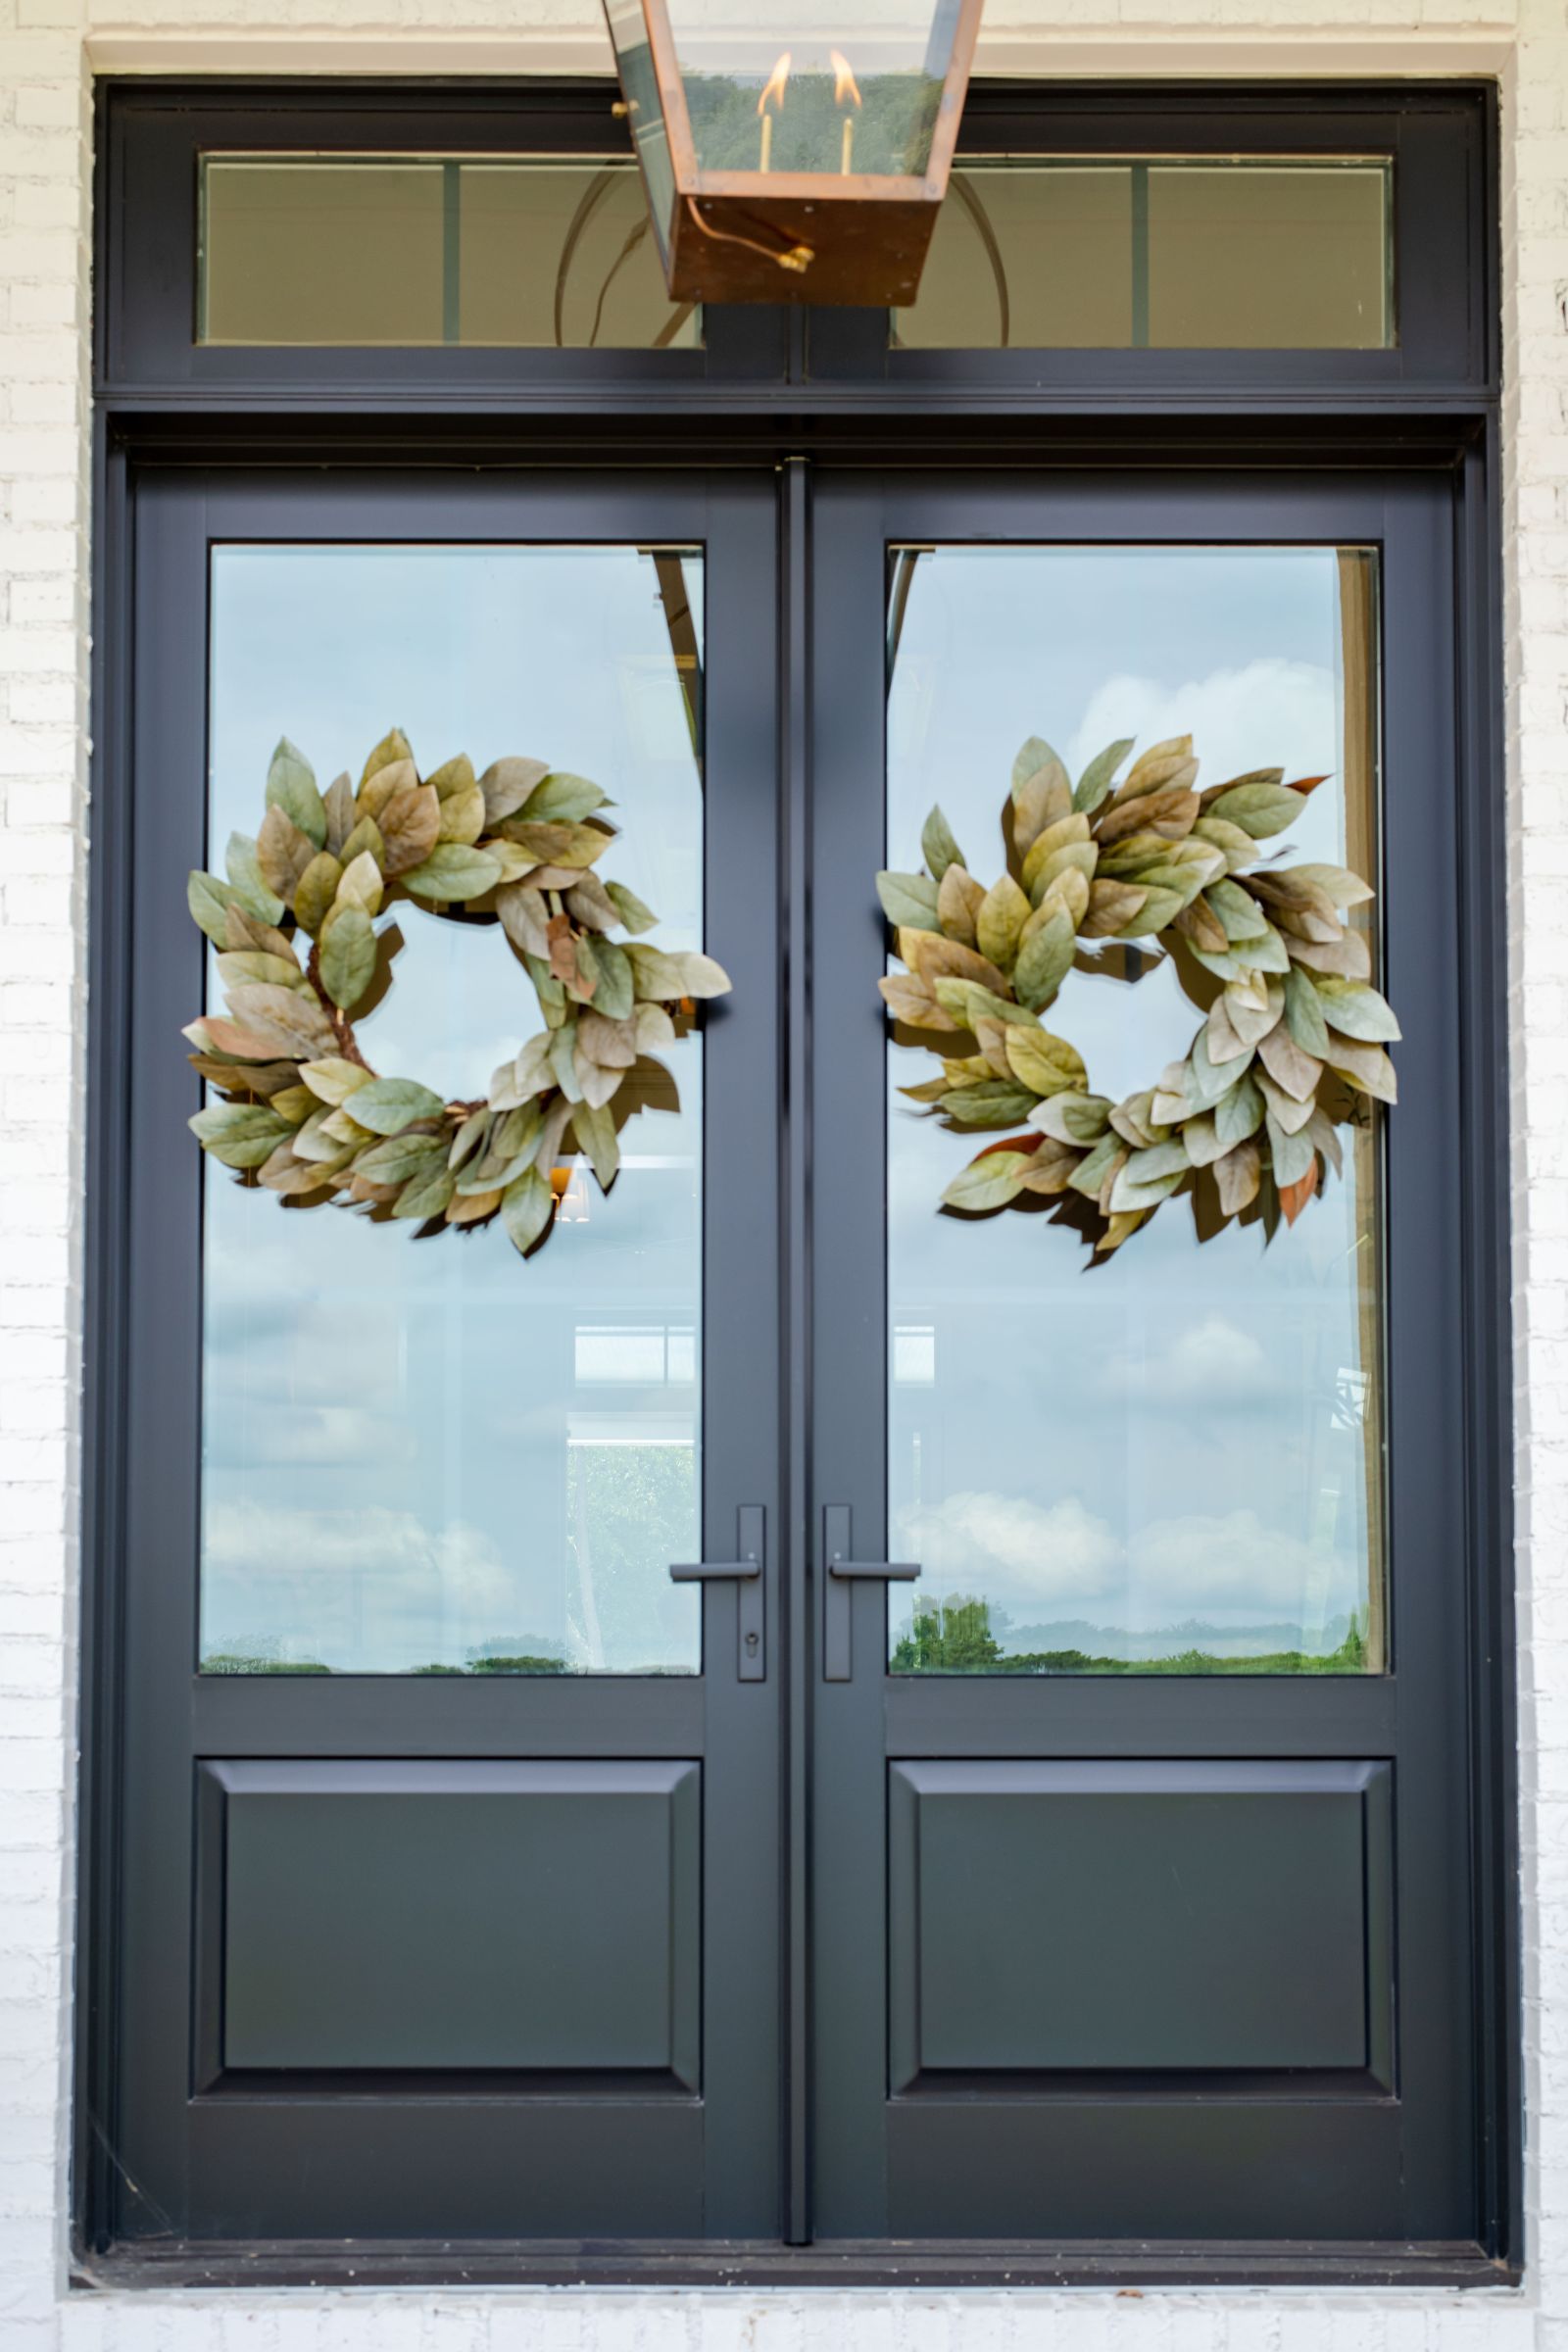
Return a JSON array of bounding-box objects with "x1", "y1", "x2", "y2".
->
[{"x1": 109, "y1": 460, "x2": 1477, "y2": 2259}]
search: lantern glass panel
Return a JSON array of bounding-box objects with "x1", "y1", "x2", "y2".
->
[
  {"x1": 663, "y1": 0, "x2": 962, "y2": 181},
  {"x1": 605, "y1": 0, "x2": 679, "y2": 265}
]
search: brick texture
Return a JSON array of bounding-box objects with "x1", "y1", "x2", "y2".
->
[{"x1": 0, "y1": 3, "x2": 1556, "y2": 2345}]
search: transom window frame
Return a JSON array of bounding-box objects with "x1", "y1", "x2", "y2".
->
[{"x1": 98, "y1": 78, "x2": 1495, "y2": 400}]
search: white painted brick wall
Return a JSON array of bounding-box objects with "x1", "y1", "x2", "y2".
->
[{"x1": 0, "y1": 2, "x2": 1557, "y2": 2344}]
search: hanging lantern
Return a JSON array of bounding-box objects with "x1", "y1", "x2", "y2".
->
[{"x1": 601, "y1": 0, "x2": 983, "y2": 306}]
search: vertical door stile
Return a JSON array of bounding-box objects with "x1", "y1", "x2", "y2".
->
[{"x1": 781, "y1": 454, "x2": 813, "y2": 2246}]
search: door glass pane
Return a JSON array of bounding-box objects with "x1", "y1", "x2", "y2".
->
[
  {"x1": 200, "y1": 546, "x2": 706, "y2": 1675},
  {"x1": 894, "y1": 158, "x2": 1392, "y2": 349},
  {"x1": 198, "y1": 157, "x2": 701, "y2": 349},
  {"x1": 887, "y1": 546, "x2": 1386, "y2": 1675}
]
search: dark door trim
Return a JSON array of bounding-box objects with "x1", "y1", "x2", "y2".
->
[
  {"x1": 79, "y1": 69, "x2": 1515, "y2": 2290},
  {"x1": 77, "y1": 434, "x2": 1518, "y2": 2288}
]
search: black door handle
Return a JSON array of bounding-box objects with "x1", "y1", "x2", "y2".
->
[
  {"x1": 822, "y1": 1505, "x2": 921, "y2": 1682},
  {"x1": 670, "y1": 1505, "x2": 765, "y2": 1680}
]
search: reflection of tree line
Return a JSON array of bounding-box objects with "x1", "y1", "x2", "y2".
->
[
  {"x1": 201, "y1": 1651, "x2": 567, "y2": 1674},
  {"x1": 891, "y1": 1594, "x2": 1368, "y2": 1676}
]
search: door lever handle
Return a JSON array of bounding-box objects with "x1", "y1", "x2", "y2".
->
[
  {"x1": 822, "y1": 1506, "x2": 920, "y2": 1682},
  {"x1": 669, "y1": 1505, "x2": 765, "y2": 1681},
  {"x1": 827, "y1": 1557, "x2": 921, "y2": 1582}
]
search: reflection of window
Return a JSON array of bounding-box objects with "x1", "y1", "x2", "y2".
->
[
  {"x1": 895, "y1": 158, "x2": 1392, "y2": 352},
  {"x1": 565, "y1": 1429, "x2": 698, "y2": 1673},
  {"x1": 574, "y1": 1326, "x2": 698, "y2": 1385},
  {"x1": 894, "y1": 1325, "x2": 936, "y2": 1386},
  {"x1": 198, "y1": 155, "x2": 701, "y2": 349}
]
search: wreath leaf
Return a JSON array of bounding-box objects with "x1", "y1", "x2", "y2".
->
[
  {"x1": 183, "y1": 731, "x2": 733, "y2": 1257},
  {"x1": 881, "y1": 728, "x2": 1394, "y2": 1254}
]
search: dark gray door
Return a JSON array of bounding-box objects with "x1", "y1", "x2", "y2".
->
[
  {"x1": 808, "y1": 469, "x2": 1478, "y2": 2245},
  {"x1": 112, "y1": 467, "x2": 784, "y2": 2242},
  {"x1": 107, "y1": 459, "x2": 1486, "y2": 2259}
]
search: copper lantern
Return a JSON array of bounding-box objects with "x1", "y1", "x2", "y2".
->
[{"x1": 600, "y1": 0, "x2": 983, "y2": 306}]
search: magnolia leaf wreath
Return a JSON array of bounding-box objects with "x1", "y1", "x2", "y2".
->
[
  {"x1": 879, "y1": 733, "x2": 1399, "y2": 1255},
  {"x1": 184, "y1": 730, "x2": 730, "y2": 1255}
]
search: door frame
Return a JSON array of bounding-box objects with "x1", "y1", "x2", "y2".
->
[{"x1": 78, "y1": 73, "x2": 1516, "y2": 2290}]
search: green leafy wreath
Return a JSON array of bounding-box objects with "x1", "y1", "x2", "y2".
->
[
  {"x1": 185, "y1": 729, "x2": 730, "y2": 1256},
  {"x1": 879, "y1": 733, "x2": 1398, "y2": 1255}
]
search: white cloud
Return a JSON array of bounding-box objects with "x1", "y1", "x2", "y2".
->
[
  {"x1": 1066, "y1": 659, "x2": 1337, "y2": 805},
  {"x1": 1094, "y1": 1314, "x2": 1279, "y2": 1412},
  {"x1": 897, "y1": 1490, "x2": 1121, "y2": 1609},
  {"x1": 1129, "y1": 1508, "x2": 1347, "y2": 1618},
  {"x1": 894, "y1": 1484, "x2": 1359, "y2": 1637},
  {"x1": 202, "y1": 1499, "x2": 516, "y2": 1667}
]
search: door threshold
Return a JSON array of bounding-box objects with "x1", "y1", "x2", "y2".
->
[{"x1": 76, "y1": 2239, "x2": 1516, "y2": 2292}]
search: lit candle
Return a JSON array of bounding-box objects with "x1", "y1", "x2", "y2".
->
[
  {"x1": 758, "y1": 52, "x2": 791, "y2": 172},
  {"x1": 831, "y1": 49, "x2": 862, "y2": 177}
]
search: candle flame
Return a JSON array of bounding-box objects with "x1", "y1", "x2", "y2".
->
[
  {"x1": 758, "y1": 52, "x2": 792, "y2": 117},
  {"x1": 830, "y1": 49, "x2": 862, "y2": 111}
]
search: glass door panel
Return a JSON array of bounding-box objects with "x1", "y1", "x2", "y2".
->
[
  {"x1": 201, "y1": 546, "x2": 707, "y2": 1675},
  {"x1": 885, "y1": 545, "x2": 1386, "y2": 1675}
]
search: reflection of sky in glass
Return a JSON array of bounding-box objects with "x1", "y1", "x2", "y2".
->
[
  {"x1": 200, "y1": 546, "x2": 705, "y2": 1675},
  {"x1": 887, "y1": 547, "x2": 1383, "y2": 1671}
]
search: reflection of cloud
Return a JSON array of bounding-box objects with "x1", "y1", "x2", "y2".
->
[
  {"x1": 1095, "y1": 1314, "x2": 1278, "y2": 1411},
  {"x1": 1130, "y1": 1509, "x2": 1338, "y2": 1614},
  {"x1": 896, "y1": 1487, "x2": 1352, "y2": 1633},
  {"x1": 202, "y1": 1501, "x2": 514, "y2": 1662},
  {"x1": 204, "y1": 1404, "x2": 407, "y2": 1467},
  {"x1": 1066, "y1": 660, "x2": 1336, "y2": 805},
  {"x1": 899, "y1": 1490, "x2": 1119, "y2": 1606}
]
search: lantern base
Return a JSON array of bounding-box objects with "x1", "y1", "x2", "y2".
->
[{"x1": 668, "y1": 189, "x2": 939, "y2": 307}]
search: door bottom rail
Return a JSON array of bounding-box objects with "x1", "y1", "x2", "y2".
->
[{"x1": 76, "y1": 2237, "x2": 1515, "y2": 2292}]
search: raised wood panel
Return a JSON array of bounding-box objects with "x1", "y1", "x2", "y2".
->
[
  {"x1": 888, "y1": 1760, "x2": 1392, "y2": 2091},
  {"x1": 202, "y1": 1759, "x2": 700, "y2": 2086}
]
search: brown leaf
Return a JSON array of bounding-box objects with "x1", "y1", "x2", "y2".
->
[
  {"x1": 937, "y1": 863, "x2": 986, "y2": 947},
  {"x1": 323, "y1": 771, "x2": 357, "y2": 858},
  {"x1": 1095, "y1": 789, "x2": 1199, "y2": 846},
  {"x1": 480, "y1": 756, "x2": 551, "y2": 825},
  {"x1": 1081, "y1": 881, "x2": 1148, "y2": 938},
  {"x1": 505, "y1": 820, "x2": 610, "y2": 871},
  {"x1": 879, "y1": 972, "x2": 956, "y2": 1032},
  {"x1": 222, "y1": 903, "x2": 295, "y2": 962},
  {"x1": 497, "y1": 884, "x2": 551, "y2": 960},
  {"x1": 379, "y1": 784, "x2": 441, "y2": 876},
  {"x1": 357, "y1": 755, "x2": 418, "y2": 825},
  {"x1": 1287, "y1": 928, "x2": 1373, "y2": 981},
  {"x1": 547, "y1": 912, "x2": 578, "y2": 988},
  {"x1": 1257, "y1": 1021, "x2": 1323, "y2": 1103},
  {"x1": 188, "y1": 1054, "x2": 300, "y2": 1097},
  {"x1": 197, "y1": 1016, "x2": 300, "y2": 1062},
  {"x1": 256, "y1": 803, "x2": 316, "y2": 904},
  {"x1": 578, "y1": 1009, "x2": 638, "y2": 1068},
  {"x1": 1017, "y1": 1136, "x2": 1082, "y2": 1194},
  {"x1": 1113, "y1": 737, "x2": 1197, "y2": 803},
  {"x1": 1251, "y1": 884, "x2": 1342, "y2": 945},
  {"x1": 1321, "y1": 1035, "x2": 1397, "y2": 1103},
  {"x1": 1279, "y1": 1160, "x2": 1320, "y2": 1225},
  {"x1": 1214, "y1": 1137, "x2": 1261, "y2": 1216},
  {"x1": 1173, "y1": 894, "x2": 1228, "y2": 956},
  {"x1": 901, "y1": 930, "x2": 1009, "y2": 996},
  {"x1": 564, "y1": 872, "x2": 620, "y2": 932},
  {"x1": 1204, "y1": 996, "x2": 1248, "y2": 1064},
  {"x1": 445, "y1": 1187, "x2": 503, "y2": 1225}
]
